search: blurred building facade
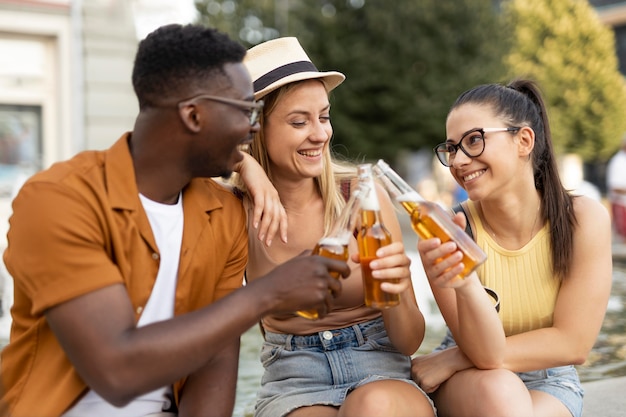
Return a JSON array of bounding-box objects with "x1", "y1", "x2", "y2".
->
[
  {"x1": 591, "y1": 0, "x2": 626, "y2": 75},
  {"x1": 0, "y1": 0, "x2": 137, "y2": 194},
  {"x1": 0, "y1": 0, "x2": 138, "y2": 316},
  {"x1": 0, "y1": 1, "x2": 625, "y2": 315}
]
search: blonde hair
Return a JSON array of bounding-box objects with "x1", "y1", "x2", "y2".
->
[{"x1": 232, "y1": 80, "x2": 357, "y2": 234}]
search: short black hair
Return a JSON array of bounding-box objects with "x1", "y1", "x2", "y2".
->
[{"x1": 131, "y1": 24, "x2": 246, "y2": 109}]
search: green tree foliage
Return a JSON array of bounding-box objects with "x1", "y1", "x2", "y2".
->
[
  {"x1": 502, "y1": 0, "x2": 626, "y2": 162},
  {"x1": 193, "y1": 0, "x2": 281, "y2": 46},
  {"x1": 194, "y1": 0, "x2": 508, "y2": 163},
  {"x1": 288, "y1": 1, "x2": 509, "y2": 163}
]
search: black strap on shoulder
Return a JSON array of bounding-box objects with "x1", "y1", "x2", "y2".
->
[{"x1": 452, "y1": 202, "x2": 474, "y2": 240}]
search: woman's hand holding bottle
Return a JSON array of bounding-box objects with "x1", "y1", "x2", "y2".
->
[
  {"x1": 350, "y1": 241, "x2": 412, "y2": 295},
  {"x1": 416, "y1": 211, "x2": 477, "y2": 289},
  {"x1": 373, "y1": 159, "x2": 487, "y2": 281}
]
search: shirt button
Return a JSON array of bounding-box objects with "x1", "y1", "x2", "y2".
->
[
  {"x1": 136, "y1": 306, "x2": 143, "y2": 315},
  {"x1": 322, "y1": 330, "x2": 333, "y2": 340},
  {"x1": 152, "y1": 252, "x2": 159, "y2": 260}
]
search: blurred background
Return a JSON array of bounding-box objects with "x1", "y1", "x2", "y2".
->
[
  {"x1": 0, "y1": 1, "x2": 625, "y2": 416},
  {"x1": 1, "y1": 0, "x2": 625, "y2": 222}
]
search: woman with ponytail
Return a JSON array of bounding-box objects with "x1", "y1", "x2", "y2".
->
[{"x1": 411, "y1": 79, "x2": 612, "y2": 417}]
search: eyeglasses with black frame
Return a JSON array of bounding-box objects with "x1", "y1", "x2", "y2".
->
[
  {"x1": 433, "y1": 127, "x2": 521, "y2": 167},
  {"x1": 177, "y1": 94, "x2": 264, "y2": 126}
]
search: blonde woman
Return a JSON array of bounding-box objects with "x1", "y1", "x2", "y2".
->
[{"x1": 234, "y1": 37, "x2": 435, "y2": 417}]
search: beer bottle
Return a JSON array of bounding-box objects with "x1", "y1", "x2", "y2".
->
[
  {"x1": 372, "y1": 159, "x2": 487, "y2": 280},
  {"x1": 356, "y1": 164, "x2": 400, "y2": 309},
  {"x1": 296, "y1": 183, "x2": 367, "y2": 320}
]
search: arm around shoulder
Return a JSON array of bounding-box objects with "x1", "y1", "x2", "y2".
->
[{"x1": 232, "y1": 152, "x2": 288, "y2": 246}]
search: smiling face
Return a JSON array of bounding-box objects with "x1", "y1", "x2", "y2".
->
[
  {"x1": 186, "y1": 62, "x2": 259, "y2": 179},
  {"x1": 445, "y1": 103, "x2": 530, "y2": 201},
  {"x1": 262, "y1": 79, "x2": 332, "y2": 182}
]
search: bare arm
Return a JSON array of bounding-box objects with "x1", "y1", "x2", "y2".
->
[
  {"x1": 45, "y1": 254, "x2": 349, "y2": 407},
  {"x1": 416, "y1": 211, "x2": 505, "y2": 369},
  {"x1": 232, "y1": 152, "x2": 287, "y2": 246},
  {"x1": 177, "y1": 338, "x2": 240, "y2": 417}
]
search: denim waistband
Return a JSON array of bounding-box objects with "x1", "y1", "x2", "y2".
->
[{"x1": 264, "y1": 316, "x2": 386, "y2": 351}]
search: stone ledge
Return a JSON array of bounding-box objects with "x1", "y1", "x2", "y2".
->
[{"x1": 582, "y1": 376, "x2": 626, "y2": 416}]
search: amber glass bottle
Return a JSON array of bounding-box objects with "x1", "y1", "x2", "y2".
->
[
  {"x1": 372, "y1": 159, "x2": 487, "y2": 280},
  {"x1": 356, "y1": 164, "x2": 400, "y2": 309},
  {"x1": 296, "y1": 183, "x2": 366, "y2": 319}
]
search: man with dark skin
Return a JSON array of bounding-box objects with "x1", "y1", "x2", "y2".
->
[{"x1": 0, "y1": 24, "x2": 349, "y2": 417}]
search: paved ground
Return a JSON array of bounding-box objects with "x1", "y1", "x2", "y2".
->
[{"x1": 582, "y1": 376, "x2": 626, "y2": 416}]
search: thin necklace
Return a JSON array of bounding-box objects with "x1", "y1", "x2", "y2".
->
[{"x1": 481, "y1": 204, "x2": 540, "y2": 247}]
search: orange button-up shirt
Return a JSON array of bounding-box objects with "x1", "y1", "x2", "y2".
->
[{"x1": 1, "y1": 133, "x2": 248, "y2": 417}]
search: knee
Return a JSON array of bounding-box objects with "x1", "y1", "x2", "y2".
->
[
  {"x1": 474, "y1": 369, "x2": 519, "y2": 392},
  {"x1": 342, "y1": 380, "x2": 434, "y2": 417},
  {"x1": 350, "y1": 388, "x2": 395, "y2": 414},
  {"x1": 472, "y1": 369, "x2": 531, "y2": 415}
]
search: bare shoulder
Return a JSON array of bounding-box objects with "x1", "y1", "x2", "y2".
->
[
  {"x1": 571, "y1": 195, "x2": 612, "y2": 253},
  {"x1": 572, "y1": 195, "x2": 610, "y2": 229}
]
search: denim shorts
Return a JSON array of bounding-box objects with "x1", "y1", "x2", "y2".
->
[
  {"x1": 435, "y1": 329, "x2": 584, "y2": 417},
  {"x1": 254, "y1": 317, "x2": 435, "y2": 417}
]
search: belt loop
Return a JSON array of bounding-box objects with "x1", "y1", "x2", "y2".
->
[
  {"x1": 353, "y1": 323, "x2": 365, "y2": 345},
  {"x1": 284, "y1": 334, "x2": 294, "y2": 351}
]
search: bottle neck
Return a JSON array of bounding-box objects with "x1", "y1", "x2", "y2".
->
[
  {"x1": 360, "y1": 207, "x2": 383, "y2": 227},
  {"x1": 358, "y1": 172, "x2": 381, "y2": 211},
  {"x1": 357, "y1": 164, "x2": 384, "y2": 226},
  {"x1": 372, "y1": 163, "x2": 426, "y2": 203},
  {"x1": 360, "y1": 185, "x2": 381, "y2": 211},
  {"x1": 397, "y1": 190, "x2": 426, "y2": 204}
]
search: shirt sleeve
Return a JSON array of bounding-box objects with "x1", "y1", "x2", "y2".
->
[
  {"x1": 4, "y1": 180, "x2": 124, "y2": 316},
  {"x1": 211, "y1": 196, "x2": 248, "y2": 301}
]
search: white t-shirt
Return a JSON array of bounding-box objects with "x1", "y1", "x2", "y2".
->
[{"x1": 62, "y1": 193, "x2": 183, "y2": 417}]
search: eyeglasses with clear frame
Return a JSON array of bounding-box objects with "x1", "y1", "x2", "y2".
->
[
  {"x1": 433, "y1": 127, "x2": 521, "y2": 167},
  {"x1": 177, "y1": 94, "x2": 264, "y2": 126}
]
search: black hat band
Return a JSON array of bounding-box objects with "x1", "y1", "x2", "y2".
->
[{"x1": 253, "y1": 61, "x2": 318, "y2": 92}]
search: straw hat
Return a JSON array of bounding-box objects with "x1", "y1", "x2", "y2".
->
[{"x1": 244, "y1": 37, "x2": 345, "y2": 100}]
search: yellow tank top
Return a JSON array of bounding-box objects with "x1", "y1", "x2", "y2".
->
[{"x1": 466, "y1": 201, "x2": 560, "y2": 336}]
